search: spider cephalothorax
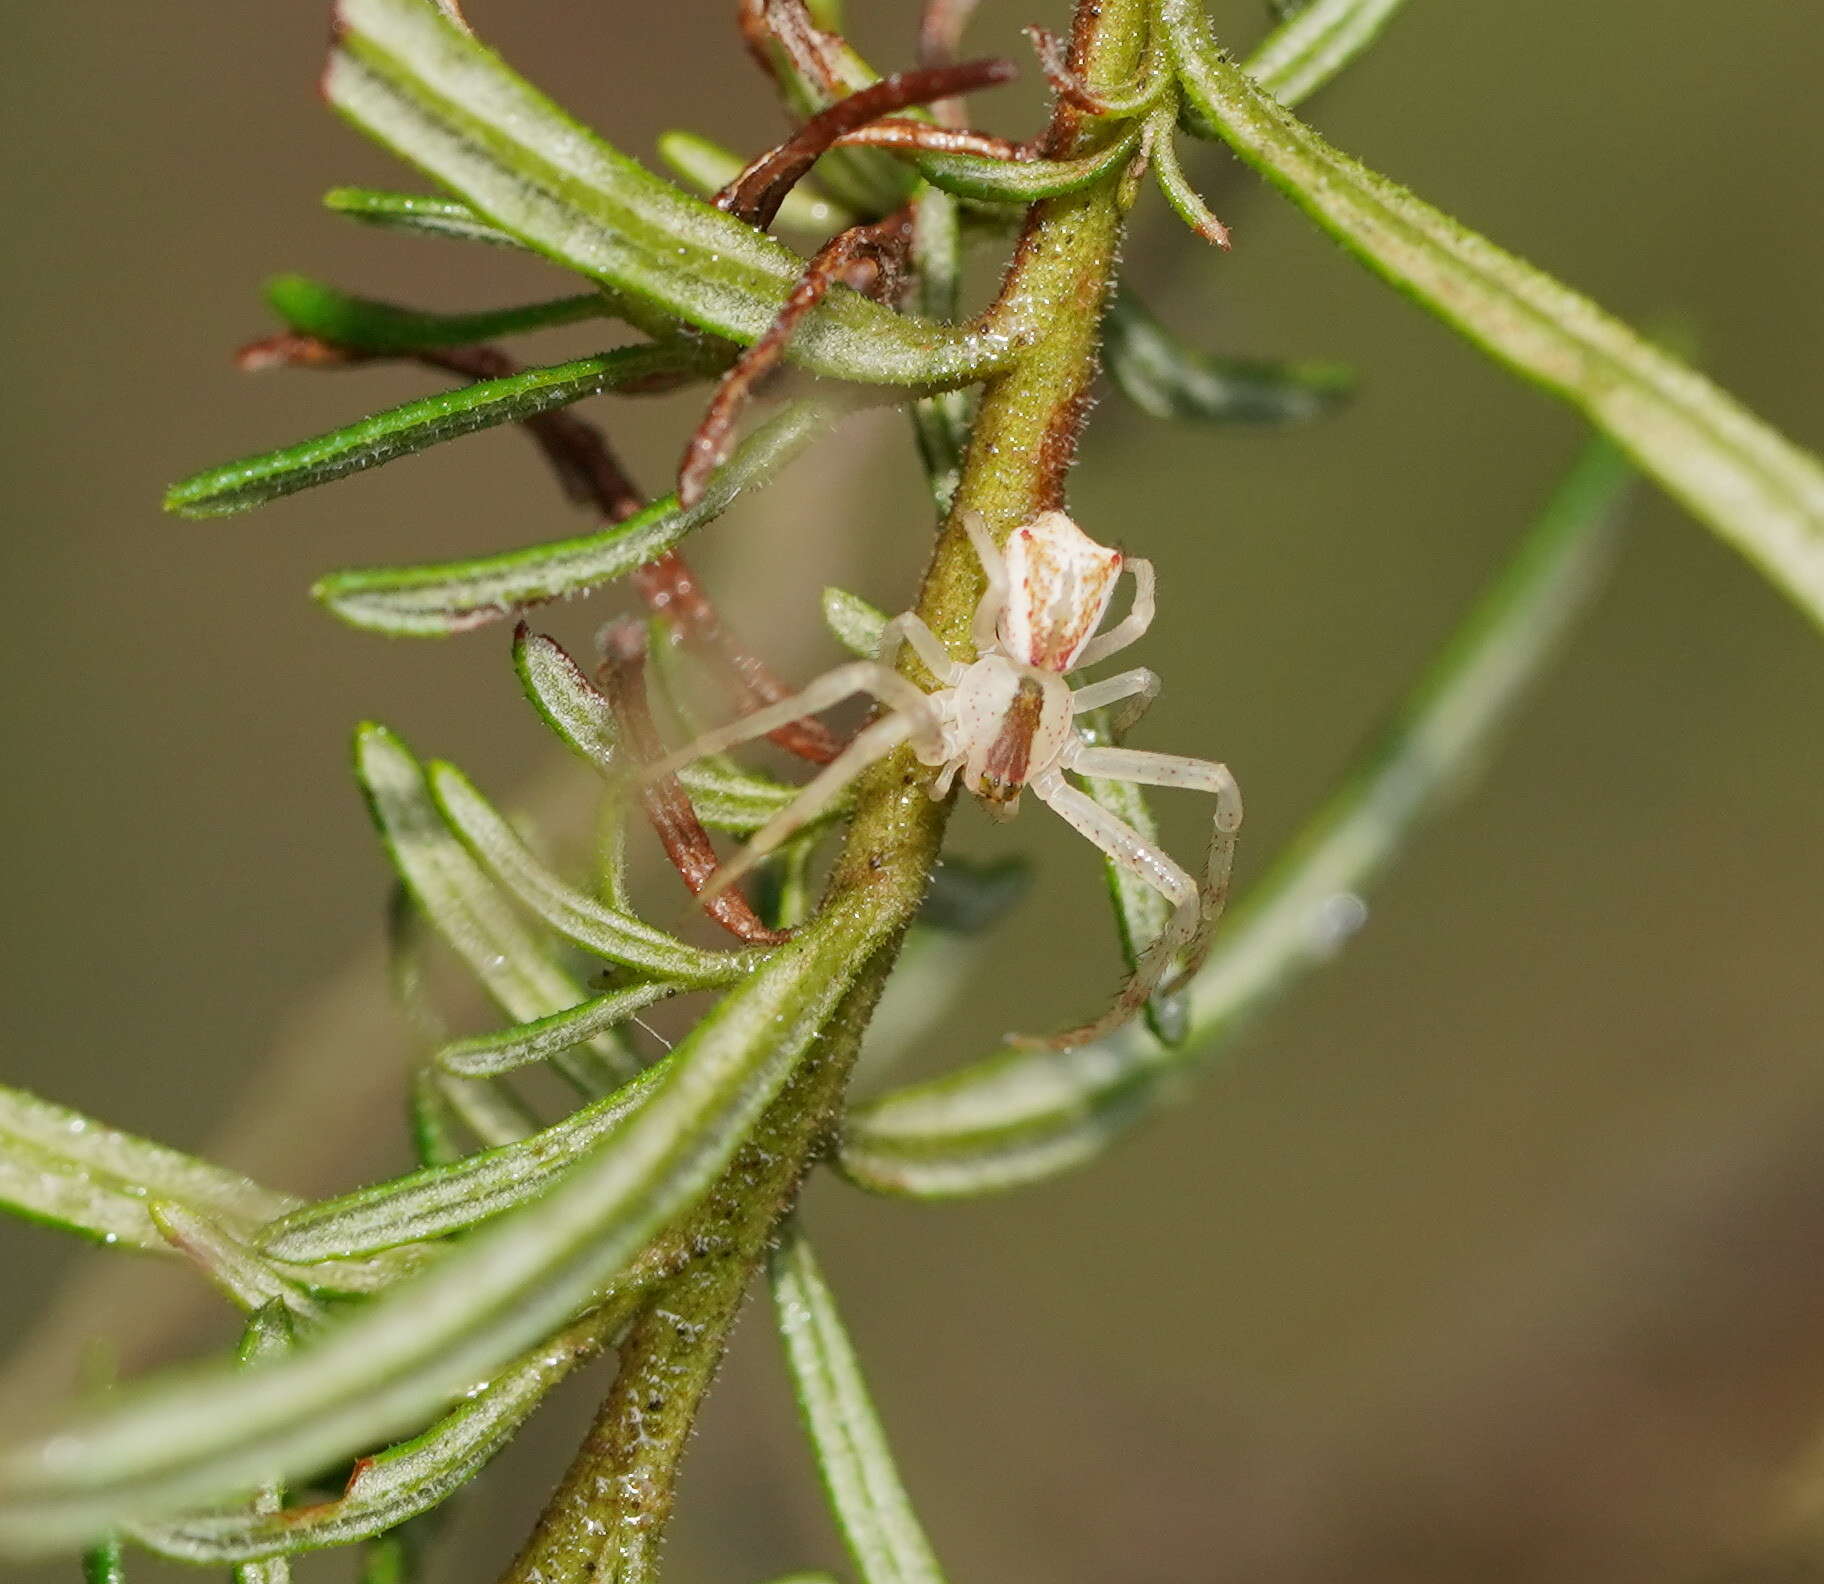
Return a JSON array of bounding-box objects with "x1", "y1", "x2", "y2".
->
[{"x1": 650, "y1": 510, "x2": 1241, "y2": 1047}]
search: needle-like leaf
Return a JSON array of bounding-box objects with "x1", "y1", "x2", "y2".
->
[
  {"x1": 1243, "y1": 0, "x2": 1412, "y2": 107},
  {"x1": 264, "y1": 275, "x2": 610, "y2": 353},
  {"x1": 323, "y1": 187, "x2": 523, "y2": 247},
  {"x1": 314, "y1": 400, "x2": 831, "y2": 635},
  {"x1": 914, "y1": 124, "x2": 1143, "y2": 205},
  {"x1": 1103, "y1": 289, "x2": 1353, "y2": 424},
  {"x1": 772, "y1": 1230, "x2": 948, "y2": 1584},
  {"x1": 128, "y1": 1308, "x2": 616, "y2": 1565},
  {"x1": 0, "y1": 889, "x2": 893, "y2": 1547},
  {"x1": 167, "y1": 345, "x2": 704, "y2": 519},
  {"x1": 435, "y1": 982, "x2": 679, "y2": 1078},
  {"x1": 150, "y1": 1207, "x2": 324, "y2": 1323},
  {"x1": 840, "y1": 435, "x2": 1634, "y2": 1197},
  {"x1": 326, "y1": 0, "x2": 1004, "y2": 386},
  {"x1": 258, "y1": 1057, "x2": 669, "y2": 1262},
  {"x1": 354, "y1": 724, "x2": 637, "y2": 1091},
  {"x1": 0, "y1": 1086, "x2": 297, "y2": 1248},
  {"x1": 425, "y1": 761, "x2": 755, "y2": 986},
  {"x1": 1164, "y1": 0, "x2": 1824, "y2": 632},
  {"x1": 820, "y1": 586, "x2": 888, "y2": 657},
  {"x1": 515, "y1": 628, "x2": 806, "y2": 835}
]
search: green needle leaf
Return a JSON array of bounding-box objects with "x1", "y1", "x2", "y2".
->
[
  {"x1": 840, "y1": 435, "x2": 1634, "y2": 1198},
  {"x1": 314, "y1": 399, "x2": 831, "y2": 635},
  {"x1": 167, "y1": 344, "x2": 704, "y2": 519},
  {"x1": 1104, "y1": 289, "x2": 1353, "y2": 424},
  {"x1": 0, "y1": 891, "x2": 896, "y2": 1549},
  {"x1": 772, "y1": 1230, "x2": 948, "y2": 1584},
  {"x1": 914, "y1": 125, "x2": 1144, "y2": 206},
  {"x1": 81, "y1": 1537, "x2": 125, "y2": 1584},
  {"x1": 149, "y1": 1206, "x2": 324, "y2": 1323},
  {"x1": 227, "y1": 1305, "x2": 296, "y2": 1584},
  {"x1": 326, "y1": 0, "x2": 1003, "y2": 386},
  {"x1": 1244, "y1": 0, "x2": 1412, "y2": 106},
  {"x1": 0, "y1": 1086, "x2": 297, "y2": 1250},
  {"x1": 1164, "y1": 0, "x2": 1824, "y2": 632},
  {"x1": 425, "y1": 760, "x2": 754, "y2": 987},
  {"x1": 264, "y1": 274, "x2": 610, "y2": 353},
  {"x1": 258, "y1": 1058, "x2": 670, "y2": 1261},
  {"x1": 354, "y1": 724, "x2": 637, "y2": 1091},
  {"x1": 435, "y1": 982, "x2": 680, "y2": 1078},
  {"x1": 515, "y1": 627, "x2": 805, "y2": 835},
  {"x1": 821, "y1": 586, "x2": 888, "y2": 658},
  {"x1": 128, "y1": 1309, "x2": 613, "y2": 1566},
  {"x1": 323, "y1": 187, "x2": 524, "y2": 247}
]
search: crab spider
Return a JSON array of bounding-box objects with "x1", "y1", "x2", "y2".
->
[{"x1": 646, "y1": 510, "x2": 1242, "y2": 1048}]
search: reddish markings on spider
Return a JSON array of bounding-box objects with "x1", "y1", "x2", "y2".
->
[{"x1": 646, "y1": 511, "x2": 1243, "y2": 1049}]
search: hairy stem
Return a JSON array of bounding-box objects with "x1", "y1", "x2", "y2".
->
[{"x1": 501, "y1": 3, "x2": 1149, "y2": 1576}]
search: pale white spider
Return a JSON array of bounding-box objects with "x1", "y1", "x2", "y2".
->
[{"x1": 650, "y1": 510, "x2": 1242, "y2": 1047}]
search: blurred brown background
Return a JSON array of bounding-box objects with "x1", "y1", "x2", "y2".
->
[{"x1": 4, "y1": 2, "x2": 1824, "y2": 1581}]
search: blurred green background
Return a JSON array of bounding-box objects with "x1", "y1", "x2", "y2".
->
[{"x1": 4, "y1": 3, "x2": 1824, "y2": 1580}]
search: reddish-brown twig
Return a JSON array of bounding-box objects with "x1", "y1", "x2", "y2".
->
[
  {"x1": 737, "y1": 0, "x2": 848, "y2": 100},
  {"x1": 628, "y1": 557, "x2": 842, "y2": 764},
  {"x1": 597, "y1": 621, "x2": 792, "y2": 945},
  {"x1": 918, "y1": 0, "x2": 986, "y2": 125},
  {"x1": 716, "y1": 58, "x2": 1017, "y2": 230},
  {"x1": 677, "y1": 207, "x2": 913, "y2": 512},
  {"x1": 236, "y1": 329, "x2": 844, "y2": 765}
]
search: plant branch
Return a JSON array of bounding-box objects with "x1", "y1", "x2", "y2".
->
[{"x1": 501, "y1": 0, "x2": 1153, "y2": 1574}]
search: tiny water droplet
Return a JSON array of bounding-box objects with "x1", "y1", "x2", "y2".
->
[{"x1": 1307, "y1": 892, "x2": 1368, "y2": 955}]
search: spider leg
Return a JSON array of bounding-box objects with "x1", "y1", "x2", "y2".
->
[
  {"x1": 1018, "y1": 775, "x2": 1204, "y2": 1048},
  {"x1": 695, "y1": 714, "x2": 916, "y2": 909},
  {"x1": 961, "y1": 511, "x2": 1010, "y2": 656},
  {"x1": 1075, "y1": 556, "x2": 1156, "y2": 669},
  {"x1": 647, "y1": 660, "x2": 943, "y2": 781},
  {"x1": 877, "y1": 611, "x2": 964, "y2": 685},
  {"x1": 1068, "y1": 744, "x2": 1242, "y2": 996},
  {"x1": 1070, "y1": 666, "x2": 1160, "y2": 738}
]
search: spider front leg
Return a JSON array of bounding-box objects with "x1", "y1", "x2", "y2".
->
[
  {"x1": 876, "y1": 611, "x2": 964, "y2": 686},
  {"x1": 646, "y1": 659, "x2": 945, "y2": 913},
  {"x1": 961, "y1": 512, "x2": 1009, "y2": 655},
  {"x1": 1075, "y1": 557, "x2": 1156, "y2": 669}
]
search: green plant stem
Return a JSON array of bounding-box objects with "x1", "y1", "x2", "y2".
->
[
  {"x1": 496, "y1": 968, "x2": 890, "y2": 1584},
  {"x1": 496, "y1": 4, "x2": 1151, "y2": 1578}
]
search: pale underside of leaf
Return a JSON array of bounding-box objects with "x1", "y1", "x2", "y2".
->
[
  {"x1": 0, "y1": 891, "x2": 888, "y2": 1548},
  {"x1": 354, "y1": 724, "x2": 637, "y2": 1091},
  {"x1": 258, "y1": 1055, "x2": 671, "y2": 1262},
  {"x1": 128, "y1": 1310, "x2": 608, "y2": 1564},
  {"x1": 772, "y1": 1230, "x2": 948, "y2": 1584},
  {"x1": 514, "y1": 628, "x2": 806, "y2": 834},
  {"x1": 1244, "y1": 0, "x2": 1412, "y2": 106},
  {"x1": 315, "y1": 399, "x2": 831, "y2": 635},
  {"x1": 0, "y1": 1086, "x2": 296, "y2": 1235},
  {"x1": 327, "y1": 0, "x2": 1004, "y2": 387},
  {"x1": 425, "y1": 760, "x2": 754, "y2": 987},
  {"x1": 435, "y1": 981, "x2": 680, "y2": 1078}
]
